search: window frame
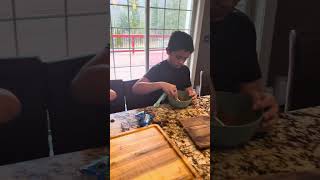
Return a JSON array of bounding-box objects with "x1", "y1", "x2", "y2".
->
[{"x1": 110, "y1": 0, "x2": 197, "y2": 80}]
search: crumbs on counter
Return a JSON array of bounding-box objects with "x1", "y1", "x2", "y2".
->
[{"x1": 213, "y1": 107, "x2": 320, "y2": 180}]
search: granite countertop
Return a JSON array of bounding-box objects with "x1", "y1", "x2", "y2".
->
[
  {"x1": 0, "y1": 147, "x2": 106, "y2": 180},
  {"x1": 110, "y1": 96, "x2": 211, "y2": 179},
  {"x1": 243, "y1": 169, "x2": 320, "y2": 180},
  {"x1": 213, "y1": 106, "x2": 320, "y2": 180}
]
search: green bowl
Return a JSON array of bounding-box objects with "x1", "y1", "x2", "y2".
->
[
  {"x1": 213, "y1": 91, "x2": 263, "y2": 148},
  {"x1": 167, "y1": 90, "x2": 192, "y2": 109}
]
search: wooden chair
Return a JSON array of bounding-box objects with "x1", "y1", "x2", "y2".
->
[
  {"x1": 110, "y1": 80, "x2": 125, "y2": 113},
  {"x1": 0, "y1": 57, "x2": 48, "y2": 165},
  {"x1": 199, "y1": 71, "x2": 212, "y2": 96},
  {"x1": 124, "y1": 79, "x2": 162, "y2": 110},
  {"x1": 46, "y1": 54, "x2": 106, "y2": 155}
]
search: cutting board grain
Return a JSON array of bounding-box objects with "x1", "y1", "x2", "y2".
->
[
  {"x1": 110, "y1": 124, "x2": 200, "y2": 180},
  {"x1": 179, "y1": 116, "x2": 210, "y2": 150}
]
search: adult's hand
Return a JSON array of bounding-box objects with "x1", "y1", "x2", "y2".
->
[
  {"x1": 186, "y1": 87, "x2": 197, "y2": 99},
  {"x1": 251, "y1": 92, "x2": 279, "y2": 130},
  {"x1": 240, "y1": 79, "x2": 279, "y2": 131}
]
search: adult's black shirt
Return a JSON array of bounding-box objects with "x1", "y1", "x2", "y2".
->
[{"x1": 212, "y1": 9, "x2": 262, "y2": 92}]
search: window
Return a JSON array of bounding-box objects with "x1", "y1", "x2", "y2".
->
[{"x1": 110, "y1": 0, "x2": 195, "y2": 80}]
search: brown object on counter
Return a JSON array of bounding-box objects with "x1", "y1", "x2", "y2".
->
[
  {"x1": 110, "y1": 124, "x2": 200, "y2": 180},
  {"x1": 179, "y1": 116, "x2": 210, "y2": 150}
]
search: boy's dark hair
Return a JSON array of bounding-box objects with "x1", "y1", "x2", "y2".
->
[{"x1": 167, "y1": 31, "x2": 194, "y2": 53}]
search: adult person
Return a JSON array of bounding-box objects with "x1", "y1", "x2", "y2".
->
[{"x1": 212, "y1": 0, "x2": 278, "y2": 129}]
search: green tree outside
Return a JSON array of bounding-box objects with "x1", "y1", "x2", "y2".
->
[{"x1": 113, "y1": 0, "x2": 190, "y2": 48}]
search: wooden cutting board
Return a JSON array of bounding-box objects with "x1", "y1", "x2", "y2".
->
[
  {"x1": 179, "y1": 116, "x2": 210, "y2": 150},
  {"x1": 110, "y1": 124, "x2": 200, "y2": 180}
]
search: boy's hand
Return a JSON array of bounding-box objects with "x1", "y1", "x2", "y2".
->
[{"x1": 160, "y1": 82, "x2": 178, "y2": 98}]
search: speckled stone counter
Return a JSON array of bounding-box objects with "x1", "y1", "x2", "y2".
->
[
  {"x1": 0, "y1": 147, "x2": 106, "y2": 179},
  {"x1": 110, "y1": 96, "x2": 211, "y2": 179},
  {"x1": 213, "y1": 106, "x2": 320, "y2": 180}
]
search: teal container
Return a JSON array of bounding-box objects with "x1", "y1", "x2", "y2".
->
[
  {"x1": 167, "y1": 90, "x2": 192, "y2": 109},
  {"x1": 213, "y1": 91, "x2": 263, "y2": 147}
]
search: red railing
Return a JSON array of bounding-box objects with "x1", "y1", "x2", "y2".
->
[{"x1": 111, "y1": 34, "x2": 171, "y2": 53}]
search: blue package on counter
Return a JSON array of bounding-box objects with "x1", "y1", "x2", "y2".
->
[
  {"x1": 79, "y1": 156, "x2": 109, "y2": 180},
  {"x1": 135, "y1": 111, "x2": 154, "y2": 127},
  {"x1": 135, "y1": 111, "x2": 145, "y2": 121}
]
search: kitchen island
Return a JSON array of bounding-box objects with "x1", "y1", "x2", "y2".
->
[{"x1": 110, "y1": 96, "x2": 211, "y2": 179}]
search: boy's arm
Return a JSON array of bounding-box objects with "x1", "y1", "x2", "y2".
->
[{"x1": 132, "y1": 77, "x2": 178, "y2": 98}]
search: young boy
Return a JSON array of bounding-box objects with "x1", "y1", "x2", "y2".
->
[{"x1": 132, "y1": 31, "x2": 197, "y2": 99}]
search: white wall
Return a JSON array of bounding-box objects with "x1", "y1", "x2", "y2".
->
[
  {"x1": 251, "y1": 0, "x2": 278, "y2": 88},
  {"x1": 0, "y1": 0, "x2": 107, "y2": 61},
  {"x1": 236, "y1": 0, "x2": 251, "y2": 14},
  {"x1": 190, "y1": 0, "x2": 210, "y2": 86}
]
